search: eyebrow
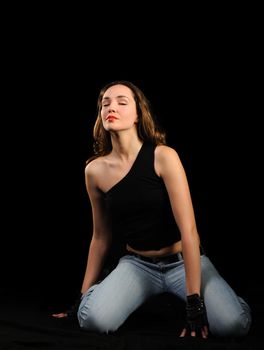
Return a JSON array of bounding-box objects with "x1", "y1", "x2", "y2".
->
[{"x1": 102, "y1": 95, "x2": 129, "y2": 100}]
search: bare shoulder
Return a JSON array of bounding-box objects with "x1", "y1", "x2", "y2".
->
[
  {"x1": 154, "y1": 145, "x2": 183, "y2": 176},
  {"x1": 84, "y1": 156, "x2": 107, "y2": 188},
  {"x1": 155, "y1": 144, "x2": 180, "y2": 162},
  {"x1": 85, "y1": 157, "x2": 103, "y2": 176}
]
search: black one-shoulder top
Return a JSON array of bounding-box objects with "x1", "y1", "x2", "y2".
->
[{"x1": 104, "y1": 142, "x2": 181, "y2": 250}]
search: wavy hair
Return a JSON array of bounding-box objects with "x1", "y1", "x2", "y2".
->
[{"x1": 88, "y1": 80, "x2": 167, "y2": 163}]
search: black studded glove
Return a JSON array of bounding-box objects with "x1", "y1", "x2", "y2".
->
[
  {"x1": 66, "y1": 293, "x2": 83, "y2": 319},
  {"x1": 185, "y1": 293, "x2": 209, "y2": 333}
]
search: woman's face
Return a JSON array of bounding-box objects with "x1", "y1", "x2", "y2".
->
[{"x1": 101, "y1": 84, "x2": 138, "y2": 133}]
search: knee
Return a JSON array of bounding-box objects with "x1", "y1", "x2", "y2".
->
[
  {"x1": 210, "y1": 314, "x2": 251, "y2": 338},
  {"x1": 77, "y1": 307, "x2": 120, "y2": 334}
]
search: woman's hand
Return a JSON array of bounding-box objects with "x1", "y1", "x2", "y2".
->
[
  {"x1": 180, "y1": 293, "x2": 209, "y2": 339},
  {"x1": 52, "y1": 311, "x2": 68, "y2": 318},
  {"x1": 52, "y1": 293, "x2": 82, "y2": 319}
]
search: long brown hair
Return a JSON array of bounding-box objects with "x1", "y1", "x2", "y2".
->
[{"x1": 87, "y1": 80, "x2": 167, "y2": 163}]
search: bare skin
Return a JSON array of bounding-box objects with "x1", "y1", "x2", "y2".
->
[
  {"x1": 126, "y1": 241, "x2": 183, "y2": 257},
  {"x1": 52, "y1": 84, "x2": 208, "y2": 338},
  {"x1": 52, "y1": 239, "x2": 208, "y2": 337}
]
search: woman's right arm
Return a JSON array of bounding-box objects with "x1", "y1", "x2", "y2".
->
[
  {"x1": 52, "y1": 160, "x2": 111, "y2": 318},
  {"x1": 81, "y1": 160, "x2": 112, "y2": 294}
]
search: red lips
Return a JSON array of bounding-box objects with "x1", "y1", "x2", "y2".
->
[{"x1": 106, "y1": 115, "x2": 118, "y2": 121}]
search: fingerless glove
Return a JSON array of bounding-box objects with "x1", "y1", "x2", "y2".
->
[
  {"x1": 185, "y1": 293, "x2": 209, "y2": 332},
  {"x1": 66, "y1": 293, "x2": 83, "y2": 319}
]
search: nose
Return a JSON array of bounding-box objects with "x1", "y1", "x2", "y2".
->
[
  {"x1": 108, "y1": 101, "x2": 117, "y2": 112},
  {"x1": 108, "y1": 106, "x2": 116, "y2": 112}
]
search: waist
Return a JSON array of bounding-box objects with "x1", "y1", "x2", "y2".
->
[{"x1": 127, "y1": 245, "x2": 205, "y2": 264}]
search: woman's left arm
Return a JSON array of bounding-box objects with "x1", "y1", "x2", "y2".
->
[
  {"x1": 155, "y1": 145, "x2": 201, "y2": 295},
  {"x1": 155, "y1": 145, "x2": 209, "y2": 338}
]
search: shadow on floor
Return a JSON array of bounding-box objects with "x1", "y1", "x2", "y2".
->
[{"x1": 0, "y1": 287, "x2": 262, "y2": 350}]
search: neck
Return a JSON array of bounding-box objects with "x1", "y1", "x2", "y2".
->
[{"x1": 110, "y1": 135, "x2": 143, "y2": 161}]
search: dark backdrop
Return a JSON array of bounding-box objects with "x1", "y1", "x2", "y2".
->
[{"x1": 1, "y1": 35, "x2": 262, "y2": 312}]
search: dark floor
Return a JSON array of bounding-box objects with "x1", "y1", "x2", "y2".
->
[{"x1": 0, "y1": 287, "x2": 263, "y2": 350}]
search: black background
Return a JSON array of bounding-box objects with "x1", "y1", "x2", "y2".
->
[{"x1": 1, "y1": 12, "x2": 262, "y2": 313}]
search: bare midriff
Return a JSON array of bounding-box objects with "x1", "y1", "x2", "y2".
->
[{"x1": 126, "y1": 240, "x2": 182, "y2": 258}]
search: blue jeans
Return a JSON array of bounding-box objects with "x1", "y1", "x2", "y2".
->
[{"x1": 78, "y1": 254, "x2": 251, "y2": 337}]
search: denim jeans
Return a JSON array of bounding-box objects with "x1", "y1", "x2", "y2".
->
[{"x1": 78, "y1": 254, "x2": 251, "y2": 337}]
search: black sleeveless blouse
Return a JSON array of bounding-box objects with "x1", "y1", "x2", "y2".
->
[{"x1": 104, "y1": 142, "x2": 181, "y2": 250}]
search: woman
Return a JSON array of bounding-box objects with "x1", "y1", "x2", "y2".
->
[{"x1": 53, "y1": 80, "x2": 251, "y2": 338}]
